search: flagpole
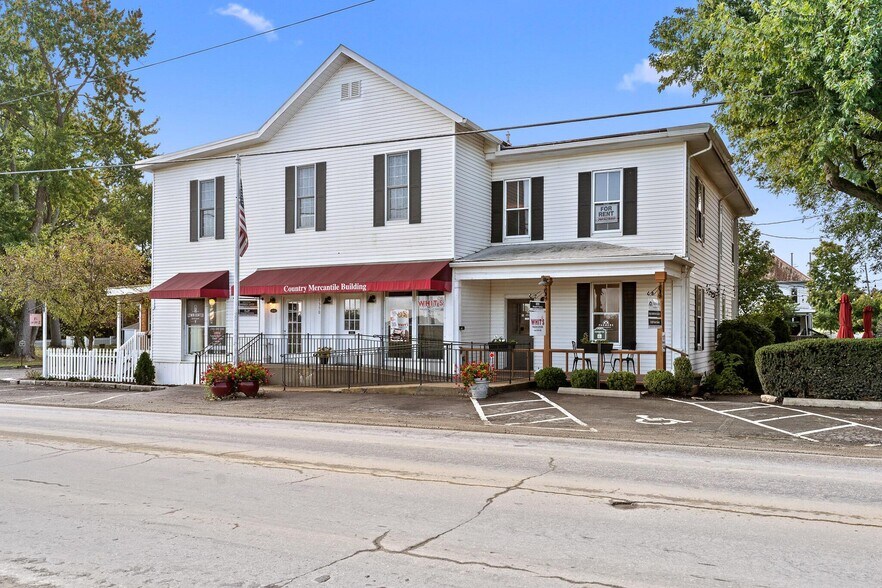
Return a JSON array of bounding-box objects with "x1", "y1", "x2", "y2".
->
[{"x1": 233, "y1": 154, "x2": 241, "y2": 365}]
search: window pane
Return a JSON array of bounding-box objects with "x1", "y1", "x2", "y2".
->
[
  {"x1": 344, "y1": 298, "x2": 360, "y2": 332},
  {"x1": 388, "y1": 187, "x2": 408, "y2": 220},
  {"x1": 297, "y1": 166, "x2": 315, "y2": 197},
  {"x1": 506, "y1": 180, "x2": 524, "y2": 209},
  {"x1": 506, "y1": 210, "x2": 528, "y2": 236},
  {"x1": 387, "y1": 153, "x2": 408, "y2": 187},
  {"x1": 188, "y1": 326, "x2": 204, "y2": 354},
  {"x1": 593, "y1": 313, "x2": 620, "y2": 343},
  {"x1": 199, "y1": 180, "x2": 215, "y2": 210},
  {"x1": 201, "y1": 210, "x2": 215, "y2": 237},
  {"x1": 595, "y1": 173, "x2": 608, "y2": 203},
  {"x1": 208, "y1": 299, "x2": 225, "y2": 327},
  {"x1": 607, "y1": 171, "x2": 620, "y2": 200}
]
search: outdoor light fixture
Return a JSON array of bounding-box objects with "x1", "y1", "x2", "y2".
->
[
  {"x1": 268, "y1": 297, "x2": 278, "y2": 313},
  {"x1": 208, "y1": 298, "x2": 216, "y2": 307},
  {"x1": 367, "y1": 295, "x2": 377, "y2": 303},
  {"x1": 323, "y1": 296, "x2": 333, "y2": 305}
]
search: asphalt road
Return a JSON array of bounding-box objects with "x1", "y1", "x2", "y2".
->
[{"x1": 1, "y1": 405, "x2": 880, "y2": 587}]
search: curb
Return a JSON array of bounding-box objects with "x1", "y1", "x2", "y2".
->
[
  {"x1": 558, "y1": 386, "x2": 642, "y2": 399},
  {"x1": 781, "y1": 397, "x2": 882, "y2": 411},
  {"x1": 12, "y1": 379, "x2": 165, "y2": 392}
]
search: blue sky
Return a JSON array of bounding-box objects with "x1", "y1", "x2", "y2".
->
[{"x1": 120, "y1": 0, "x2": 826, "y2": 275}]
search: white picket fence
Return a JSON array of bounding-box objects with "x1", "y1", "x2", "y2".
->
[{"x1": 45, "y1": 333, "x2": 150, "y2": 383}]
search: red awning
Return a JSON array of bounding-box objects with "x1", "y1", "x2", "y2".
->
[
  {"x1": 240, "y1": 261, "x2": 452, "y2": 296},
  {"x1": 150, "y1": 271, "x2": 230, "y2": 299}
]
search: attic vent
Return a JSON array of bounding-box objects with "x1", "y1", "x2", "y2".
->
[{"x1": 340, "y1": 81, "x2": 362, "y2": 101}]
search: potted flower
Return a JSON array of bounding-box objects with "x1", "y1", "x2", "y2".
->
[
  {"x1": 235, "y1": 362, "x2": 270, "y2": 397},
  {"x1": 202, "y1": 362, "x2": 236, "y2": 398},
  {"x1": 315, "y1": 346, "x2": 332, "y2": 365},
  {"x1": 487, "y1": 336, "x2": 517, "y2": 352},
  {"x1": 457, "y1": 360, "x2": 497, "y2": 399}
]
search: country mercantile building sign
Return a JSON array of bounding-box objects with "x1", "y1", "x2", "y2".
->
[{"x1": 137, "y1": 46, "x2": 755, "y2": 386}]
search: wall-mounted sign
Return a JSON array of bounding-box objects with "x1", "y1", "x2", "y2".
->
[
  {"x1": 529, "y1": 300, "x2": 546, "y2": 337},
  {"x1": 594, "y1": 203, "x2": 620, "y2": 225},
  {"x1": 389, "y1": 309, "x2": 411, "y2": 342},
  {"x1": 282, "y1": 282, "x2": 368, "y2": 294},
  {"x1": 239, "y1": 298, "x2": 258, "y2": 317},
  {"x1": 29, "y1": 313, "x2": 42, "y2": 327},
  {"x1": 186, "y1": 306, "x2": 205, "y2": 327},
  {"x1": 208, "y1": 326, "x2": 226, "y2": 347},
  {"x1": 593, "y1": 327, "x2": 608, "y2": 342},
  {"x1": 648, "y1": 297, "x2": 662, "y2": 327}
]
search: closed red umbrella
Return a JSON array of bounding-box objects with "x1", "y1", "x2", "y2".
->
[
  {"x1": 837, "y1": 293, "x2": 854, "y2": 339},
  {"x1": 863, "y1": 306, "x2": 875, "y2": 339}
]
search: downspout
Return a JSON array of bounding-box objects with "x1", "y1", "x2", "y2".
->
[{"x1": 684, "y1": 139, "x2": 713, "y2": 356}]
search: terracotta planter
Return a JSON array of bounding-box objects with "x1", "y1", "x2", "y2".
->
[
  {"x1": 210, "y1": 381, "x2": 234, "y2": 398},
  {"x1": 238, "y1": 380, "x2": 261, "y2": 397}
]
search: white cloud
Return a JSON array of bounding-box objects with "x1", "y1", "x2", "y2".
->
[
  {"x1": 617, "y1": 58, "x2": 691, "y2": 93},
  {"x1": 217, "y1": 3, "x2": 277, "y2": 40}
]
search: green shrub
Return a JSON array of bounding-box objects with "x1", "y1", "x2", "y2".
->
[
  {"x1": 710, "y1": 351, "x2": 746, "y2": 394},
  {"x1": 717, "y1": 329, "x2": 761, "y2": 391},
  {"x1": 756, "y1": 338, "x2": 882, "y2": 401},
  {"x1": 133, "y1": 352, "x2": 156, "y2": 386},
  {"x1": 644, "y1": 370, "x2": 677, "y2": 395},
  {"x1": 673, "y1": 356, "x2": 693, "y2": 395},
  {"x1": 569, "y1": 369, "x2": 598, "y2": 389},
  {"x1": 535, "y1": 367, "x2": 566, "y2": 390},
  {"x1": 771, "y1": 317, "x2": 791, "y2": 344},
  {"x1": 606, "y1": 370, "x2": 636, "y2": 391},
  {"x1": 718, "y1": 318, "x2": 774, "y2": 350}
]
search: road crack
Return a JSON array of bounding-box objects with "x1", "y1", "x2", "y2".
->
[{"x1": 12, "y1": 478, "x2": 69, "y2": 488}]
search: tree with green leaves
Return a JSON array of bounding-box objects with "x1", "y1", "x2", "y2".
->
[
  {"x1": 0, "y1": 0, "x2": 156, "y2": 356},
  {"x1": 737, "y1": 220, "x2": 794, "y2": 321},
  {"x1": 807, "y1": 241, "x2": 859, "y2": 331},
  {"x1": 0, "y1": 221, "x2": 146, "y2": 346},
  {"x1": 650, "y1": 0, "x2": 882, "y2": 270}
]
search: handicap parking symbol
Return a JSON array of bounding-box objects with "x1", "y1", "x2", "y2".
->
[{"x1": 635, "y1": 414, "x2": 692, "y2": 425}]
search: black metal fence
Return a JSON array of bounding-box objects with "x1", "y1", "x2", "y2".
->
[{"x1": 193, "y1": 333, "x2": 529, "y2": 388}]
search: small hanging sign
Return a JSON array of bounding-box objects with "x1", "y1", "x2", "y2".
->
[
  {"x1": 29, "y1": 313, "x2": 42, "y2": 327},
  {"x1": 529, "y1": 300, "x2": 546, "y2": 337}
]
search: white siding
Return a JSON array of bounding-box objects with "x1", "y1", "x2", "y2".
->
[
  {"x1": 489, "y1": 144, "x2": 687, "y2": 253},
  {"x1": 458, "y1": 280, "x2": 491, "y2": 345},
  {"x1": 454, "y1": 131, "x2": 492, "y2": 257}
]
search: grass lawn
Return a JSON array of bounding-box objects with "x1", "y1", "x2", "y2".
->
[{"x1": 0, "y1": 348, "x2": 42, "y2": 369}]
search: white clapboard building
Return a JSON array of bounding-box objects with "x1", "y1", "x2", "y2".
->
[{"x1": 138, "y1": 46, "x2": 755, "y2": 386}]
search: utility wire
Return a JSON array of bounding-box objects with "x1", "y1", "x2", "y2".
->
[
  {"x1": 0, "y1": 0, "x2": 376, "y2": 108},
  {"x1": 752, "y1": 214, "x2": 823, "y2": 226},
  {"x1": 759, "y1": 232, "x2": 821, "y2": 240},
  {"x1": 0, "y1": 99, "x2": 727, "y2": 176}
]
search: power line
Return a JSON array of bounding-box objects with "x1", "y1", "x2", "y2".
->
[
  {"x1": 759, "y1": 232, "x2": 821, "y2": 240},
  {"x1": 752, "y1": 215, "x2": 823, "y2": 226},
  {"x1": 0, "y1": 0, "x2": 376, "y2": 108},
  {"x1": 0, "y1": 99, "x2": 727, "y2": 176}
]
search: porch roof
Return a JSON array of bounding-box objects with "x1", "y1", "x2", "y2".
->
[
  {"x1": 453, "y1": 240, "x2": 689, "y2": 265},
  {"x1": 150, "y1": 271, "x2": 230, "y2": 299}
]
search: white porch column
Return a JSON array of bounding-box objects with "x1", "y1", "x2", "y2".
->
[
  {"x1": 116, "y1": 299, "x2": 123, "y2": 350},
  {"x1": 41, "y1": 303, "x2": 48, "y2": 379}
]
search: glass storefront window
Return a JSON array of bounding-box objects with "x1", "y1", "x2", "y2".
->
[
  {"x1": 184, "y1": 298, "x2": 225, "y2": 355},
  {"x1": 417, "y1": 293, "x2": 445, "y2": 359},
  {"x1": 592, "y1": 284, "x2": 621, "y2": 344}
]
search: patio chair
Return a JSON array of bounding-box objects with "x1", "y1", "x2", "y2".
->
[
  {"x1": 613, "y1": 340, "x2": 637, "y2": 373},
  {"x1": 596, "y1": 342, "x2": 615, "y2": 373},
  {"x1": 571, "y1": 341, "x2": 592, "y2": 371}
]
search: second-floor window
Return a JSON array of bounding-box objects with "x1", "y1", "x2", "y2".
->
[
  {"x1": 386, "y1": 152, "x2": 409, "y2": 221},
  {"x1": 593, "y1": 170, "x2": 621, "y2": 233},
  {"x1": 695, "y1": 178, "x2": 706, "y2": 242},
  {"x1": 297, "y1": 165, "x2": 316, "y2": 229},
  {"x1": 199, "y1": 179, "x2": 216, "y2": 238},
  {"x1": 790, "y1": 287, "x2": 798, "y2": 303},
  {"x1": 505, "y1": 179, "x2": 530, "y2": 237}
]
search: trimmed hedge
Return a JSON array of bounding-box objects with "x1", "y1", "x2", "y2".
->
[
  {"x1": 644, "y1": 370, "x2": 677, "y2": 395},
  {"x1": 607, "y1": 370, "x2": 636, "y2": 391},
  {"x1": 756, "y1": 338, "x2": 882, "y2": 401},
  {"x1": 535, "y1": 367, "x2": 567, "y2": 390},
  {"x1": 717, "y1": 318, "x2": 773, "y2": 391},
  {"x1": 673, "y1": 356, "x2": 693, "y2": 395},
  {"x1": 569, "y1": 369, "x2": 598, "y2": 389}
]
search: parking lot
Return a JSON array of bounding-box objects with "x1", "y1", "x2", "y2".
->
[{"x1": 1, "y1": 381, "x2": 882, "y2": 456}]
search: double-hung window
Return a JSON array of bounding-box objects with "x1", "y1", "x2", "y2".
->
[
  {"x1": 386, "y1": 152, "x2": 409, "y2": 221},
  {"x1": 504, "y1": 179, "x2": 530, "y2": 237},
  {"x1": 592, "y1": 283, "x2": 621, "y2": 344},
  {"x1": 297, "y1": 165, "x2": 316, "y2": 229},
  {"x1": 199, "y1": 179, "x2": 216, "y2": 238},
  {"x1": 343, "y1": 298, "x2": 361, "y2": 333},
  {"x1": 694, "y1": 286, "x2": 705, "y2": 351},
  {"x1": 695, "y1": 179, "x2": 706, "y2": 242},
  {"x1": 593, "y1": 170, "x2": 622, "y2": 233}
]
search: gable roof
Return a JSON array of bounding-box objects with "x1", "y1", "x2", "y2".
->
[
  {"x1": 138, "y1": 45, "x2": 500, "y2": 170},
  {"x1": 769, "y1": 255, "x2": 810, "y2": 282}
]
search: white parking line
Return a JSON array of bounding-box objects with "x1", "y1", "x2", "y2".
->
[
  {"x1": 486, "y1": 406, "x2": 555, "y2": 418},
  {"x1": 471, "y1": 392, "x2": 588, "y2": 427},
  {"x1": 91, "y1": 394, "x2": 132, "y2": 405},
  {"x1": 797, "y1": 424, "x2": 857, "y2": 436},
  {"x1": 666, "y1": 399, "x2": 819, "y2": 442},
  {"x1": 754, "y1": 414, "x2": 809, "y2": 423},
  {"x1": 18, "y1": 391, "x2": 90, "y2": 402},
  {"x1": 480, "y1": 399, "x2": 545, "y2": 408},
  {"x1": 719, "y1": 405, "x2": 774, "y2": 413},
  {"x1": 533, "y1": 392, "x2": 589, "y2": 427},
  {"x1": 523, "y1": 417, "x2": 570, "y2": 425}
]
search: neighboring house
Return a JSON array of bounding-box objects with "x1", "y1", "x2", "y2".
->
[
  {"x1": 137, "y1": 45, "x2": 756, "y2": 385},
  {"x1": 770, "y1": 256, "x2": 814, "y2": 335}
]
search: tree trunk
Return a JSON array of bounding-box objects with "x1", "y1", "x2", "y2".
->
[
  {"x1": 16, "y1": 302, "x2": 36, "y2": 360},
  {"x1": 49, "y1": 315, "x2": 62, "y2": 347}
]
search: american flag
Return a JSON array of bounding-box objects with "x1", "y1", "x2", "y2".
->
[{"x1": 238, "y1": 178, "x2": 248, "y2": 257}]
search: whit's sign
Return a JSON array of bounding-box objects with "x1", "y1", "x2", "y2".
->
[
  {"x1": 529, "y1": 301, "x2": 546, "y2": 337},
  {"x1": 282, "y1": 282, "x2": 368, "y2": 294}
]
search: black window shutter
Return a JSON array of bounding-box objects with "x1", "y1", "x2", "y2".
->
[
  {"x1": 408, "y1": 149, "x2": 421, "y2": 224},
  {"x1": 623, "y1": 167, "x2": 637, "y2": 235},
  {"x1": 284, "y1": 166, "x2": 296, "y2": 234},
  {"x1": 576, "y1": 283, "x2": 591, "y2": 344},
  {"x1": 622, "y1": 282, "x2": 637, "y2": 349},
  {"x1": 189, "y1": 180, "x2": 199, "y2": 242},
  {"x1": 214, "y1": 176, "x2": 225, "y2": 240},
  {"x1": 315, "y1": 162, "x2": 327, "y2": 231},
  {"x1": 530, "y1": 176, "x2": 544, "y2": 241},
  {"x1": 491, "y1": 181, "x2": 503, "y2": 243},
  {"x1": 373, "y1": 154, "x2": 385, "y2": 227},
  {"x1": 577, "y1": 172, "x2": 592, "y2": 238}
]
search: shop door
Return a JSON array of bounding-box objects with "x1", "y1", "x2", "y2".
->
[{"x1": 506, "y1": 299, "x2": 533, "y2": 372}]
